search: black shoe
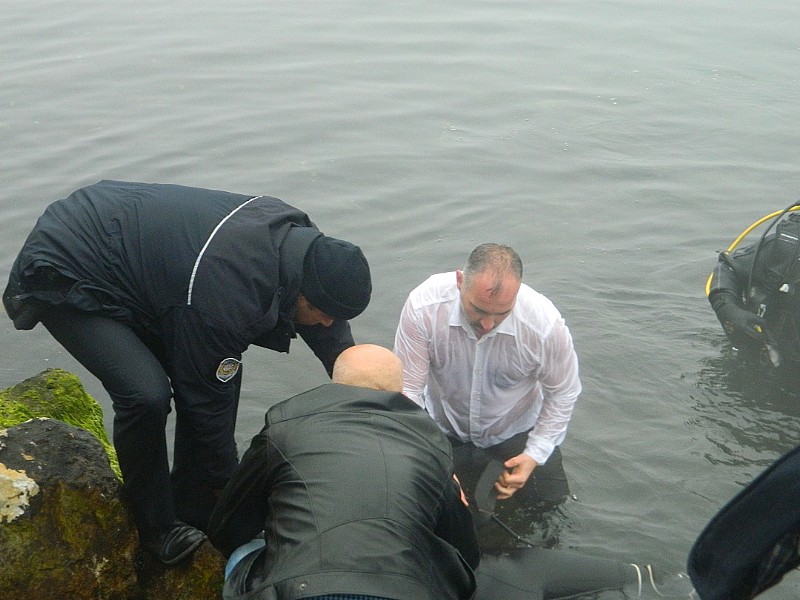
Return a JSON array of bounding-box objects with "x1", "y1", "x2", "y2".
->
[{"x1": 148, "y1": 522, "x2": 207, "y2": 565}]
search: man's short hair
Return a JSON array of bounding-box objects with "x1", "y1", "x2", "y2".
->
[{"x1": 463, "y1": 243, "x2": 523, "y2": 286}]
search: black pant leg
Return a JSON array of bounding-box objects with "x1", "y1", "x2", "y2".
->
[
  {"x1": 171, "y1": 370, "x2": 242, "y2": 531},
  {"x1": 41, "y1": 308, "x2": 176, "y2": 539},
  {"x1": 452, "y1": 431, "x2": 570, "y2": 508},
  {"x1": 489, "y1": 432, "x2": 570, "y2": 505}
]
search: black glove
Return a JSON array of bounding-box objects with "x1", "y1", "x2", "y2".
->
[{"x1": 711, "y1": 292, "x2": 766, "y2": 341}]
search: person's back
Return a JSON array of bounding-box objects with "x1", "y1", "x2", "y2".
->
[{"x1": 209, "y1": 345, "x2": 478, "y2": 600}]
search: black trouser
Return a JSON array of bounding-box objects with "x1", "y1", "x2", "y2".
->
[
  {"x1": 449, "y1": 431, "x2": 570, "y2": 510},
  {"x1": 40, "y1": 307, "x2": 239, "y2": 540}
]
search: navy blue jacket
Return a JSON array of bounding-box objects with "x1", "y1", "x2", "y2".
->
[{"x1": 4, "y1": 180, "x2": 354, "y2": 404}]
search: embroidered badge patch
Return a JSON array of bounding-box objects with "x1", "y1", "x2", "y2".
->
[{"x1": 216, "y1": 358, "x2": 241, "y2": 382}]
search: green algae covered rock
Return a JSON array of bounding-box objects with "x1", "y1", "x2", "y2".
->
[
  {"x1": 138, "y1": 541, "x2": 226, "y2": 600},
  {"x1": 0, "y1": 371, "x2": 226, "y2": 598},
  {"x1": 0, "y1": 418, "x2": 139, "y2": 599},
  {"x1": 0, "y1": 417, "x2": 225, "y2": 599},
  {"x1": 0, "y1": 368, "x2": 120, "y2": 477}
]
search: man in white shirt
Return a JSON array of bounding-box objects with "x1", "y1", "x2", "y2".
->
[{"x1": 394, "y1": 243, "x2": 581, "y2": 513}]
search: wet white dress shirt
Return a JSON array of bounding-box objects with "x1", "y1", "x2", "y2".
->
[{"x1": 394, "y1": 271, "x2": 581, "y2": 464}]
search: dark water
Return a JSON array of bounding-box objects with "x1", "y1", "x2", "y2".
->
[{"x1": 3, "y1": 1, "x2": 800, "y2": 596}]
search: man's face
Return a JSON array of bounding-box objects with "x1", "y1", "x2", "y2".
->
[
  {"x1": 456, "y1": 269, "x2": 520, "y2": 338},
  {"x1": 293, "y1": 295, "x2": 335, "y2": 327}
]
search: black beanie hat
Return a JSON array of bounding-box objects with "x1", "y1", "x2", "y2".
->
[{"x1": 301, "y1": 236, "x2": 372, "y2": 320}]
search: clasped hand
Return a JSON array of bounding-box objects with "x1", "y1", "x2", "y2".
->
[{"x1": 494, "y1": 454, "x2": 537, "y2": 500}]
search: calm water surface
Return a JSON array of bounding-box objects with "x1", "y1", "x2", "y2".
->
[{"x1": 3, "y1": 1, "x2": 800, "y2": 596}]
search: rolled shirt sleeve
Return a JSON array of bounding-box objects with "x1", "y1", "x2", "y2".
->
[{"x1": 524, "y1": 316, "x2": 581, "y2": 464}]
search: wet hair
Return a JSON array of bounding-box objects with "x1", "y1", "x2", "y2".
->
[{"x1": 462, "y1": 243, "x2": 523, "y2": 293}]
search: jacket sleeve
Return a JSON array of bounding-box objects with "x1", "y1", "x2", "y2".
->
[
  {"x1": 435, "y1": 477, "x2": 481, "y2": 570},
  {"x1": 296, "y1": 318, "x2": 355, "y2": 377},
  {"x1": 207, "y1": 430, "x2": 274, "y2": 558}
]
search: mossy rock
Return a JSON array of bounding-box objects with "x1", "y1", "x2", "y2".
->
[
  {"x1": 0, "y1": 376, "x2": 226, "y2": 599},
  {"x1": 0, "y1": 418, "x2": 139, "y2": 599},
  {"x1": 138, "y1": 542, "x2": 225, "y2": 600},
  {"x1": 0, "y1": 369, "x2": 120, "y2": 477}
]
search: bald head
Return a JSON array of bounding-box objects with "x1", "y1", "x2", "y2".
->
[{"x1": 332, "y1": 344, "x2": 404, "y2": 392}]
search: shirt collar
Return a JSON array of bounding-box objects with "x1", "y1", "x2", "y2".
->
[{"x1": 448, "y1": 296, "x2": 517, "y2": 339}]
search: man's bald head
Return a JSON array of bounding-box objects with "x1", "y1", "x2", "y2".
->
[{"x1": 332, "y1": 344, "x2": 404, "y2": 392}]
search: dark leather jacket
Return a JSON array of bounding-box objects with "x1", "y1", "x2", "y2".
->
[{"x1": 208, "y1": 384, "x2": 479, "y2": 600}]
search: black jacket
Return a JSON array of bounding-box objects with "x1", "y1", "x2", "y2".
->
[
  {"x1": 689, "y1": 443, "x2": 800, "y2": 600},
  {"x1": 4, "y1": 180, "x2": 354, "y2": 402},
  {"x1": 208, "y1": 384, "x2": 479, "y2": 600}
]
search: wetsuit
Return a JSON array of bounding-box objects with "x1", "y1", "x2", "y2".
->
[{"x1": 708, "y1": 223, "x2": 800, "y2": 364}]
